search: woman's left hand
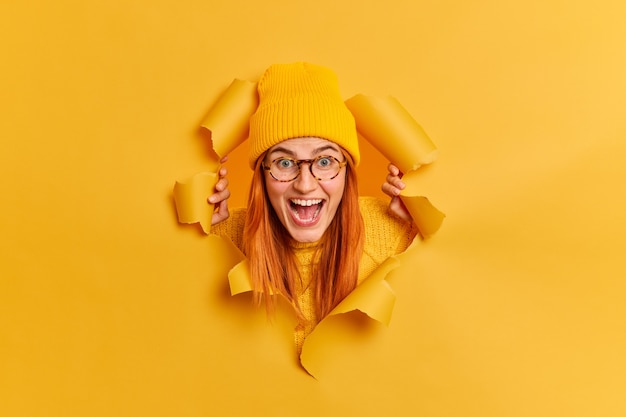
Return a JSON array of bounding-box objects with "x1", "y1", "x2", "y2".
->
[{"x1": 382, "y1": 163, "x2": 413, "y2": 223}]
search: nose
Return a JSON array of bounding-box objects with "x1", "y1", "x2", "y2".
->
[{"x1": 292, "y1": 162, "x2": 317, "y2": 193}]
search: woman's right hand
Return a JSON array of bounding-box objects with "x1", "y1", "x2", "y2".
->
[{"x1": 208, "y1": 156, "x2": 231, "y2": 225}]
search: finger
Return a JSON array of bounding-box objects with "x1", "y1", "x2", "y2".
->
[
  {"x1": 387, "y1": 163, "x2": 404, "y2": 178},
  {"x1": 212, "y1": 199, "x2": 230, "y2": 225},
  {"x1": 214, "y1": 177, "x2": 229, "y2": 192},
  {"x1": 386, "y1": 173, "x2": 406, "y2": 191},
  {"x1": 208, "y1": 187, "x2": 230, "y2": 204},
  {"x1": 215, "y1": 198, "x2": 229, "y2": 215},
  {"x1": 381, "y1": 182, "x2": 401, "y2": 197}
]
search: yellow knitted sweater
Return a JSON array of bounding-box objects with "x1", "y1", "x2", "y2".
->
[{"x1": 211, "y1": 196, "x2": 419, "y2": 354}]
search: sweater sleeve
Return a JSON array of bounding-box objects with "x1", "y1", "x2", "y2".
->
[
  {"x1": 358, "y1": 196, "x2": 419, "y2": 281},
  {"x1": 209, "y1": 207, "x2": 247, "y2": 251}
]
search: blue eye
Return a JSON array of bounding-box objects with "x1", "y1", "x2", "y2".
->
[
  {"x1": 315, "y1": 156, "x2": 335, "y2": 170},
  {"x1": 276, "y1": 158, "x2": 295, "y2": 169}
]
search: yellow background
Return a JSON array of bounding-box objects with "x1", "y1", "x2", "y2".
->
[{"x1": 2, "y1": 0, "x2": 625, "y2": 416}]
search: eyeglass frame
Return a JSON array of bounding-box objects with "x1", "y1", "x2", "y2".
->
[{"x1": 262, "y1": 155, "x2": 347, "y2": 182}]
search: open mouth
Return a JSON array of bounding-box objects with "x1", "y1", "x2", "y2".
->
[{"x1": 289, "y1": 198, "x2": 324, "y2": 224}]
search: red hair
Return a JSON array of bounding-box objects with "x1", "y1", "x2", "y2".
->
[{"x1": 242, "y1": 152, "x2": 364, "y2": 320}]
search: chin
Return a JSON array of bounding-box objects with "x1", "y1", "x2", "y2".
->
[{"x1": 288, "y1": 229, "x2": 325, "y2": 243}]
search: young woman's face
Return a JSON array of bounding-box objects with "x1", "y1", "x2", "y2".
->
[{"x1": 263, "y1": 137, "x2": 347, "y2": 243}]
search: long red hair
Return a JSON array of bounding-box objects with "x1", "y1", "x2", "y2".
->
[{"x1": 242, "y1": 151, "x2": 364, "y2": 321}]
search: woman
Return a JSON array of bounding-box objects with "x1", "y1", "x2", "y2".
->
[{"x1": 208, "y1": 62, "x2": 417, "y2": 354}]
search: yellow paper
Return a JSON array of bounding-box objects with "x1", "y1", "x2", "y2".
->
[
  {"x1": 222, "y1": 254, "x2": 404, "y2": 376},
  {"x1": 5, "y1": 1, "x2": 626, "y2": 414},
  {"x1": 300, "y1": 257, "x2": 401, "y2": 377},
  {"x1": 207, "y1": 234, "x2": 246, "y2": 271},
  {"x1": 346, "y1": 94, "x2": 445, "y2": 236},
  {"x1": 324, "y1": 257, "x2": 400, "y2": 325},
  {"x1": 400, "y1": 195, "x2": 446, "y2": 238},
  {"x1": 173, "y1": 172, "x2": 218, "y2": 234},
  {"x1": 173, "y1": 79, "x2": 259, "y2": 233},
  {"x1": 345, "y1": 94, "x2": 438, "y2": 172},
  {"x1": 228, "y1": 259, "x2": 253, "y2": 295},
  {"x1": 200, "y1": 79, "x2": 259, "y2": 157}
]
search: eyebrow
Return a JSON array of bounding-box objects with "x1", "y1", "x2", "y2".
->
[{"x1": 268, "y1": 144, "x2": 342, "y2": 158}]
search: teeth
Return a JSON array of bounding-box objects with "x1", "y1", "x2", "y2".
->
[{"x1": 291, "y1": 199, "x2": 322, "y2": 207}]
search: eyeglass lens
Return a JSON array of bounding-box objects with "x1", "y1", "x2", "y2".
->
[{"x1": 269, "y1": 155, "x2": 343, "y2": 181}]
